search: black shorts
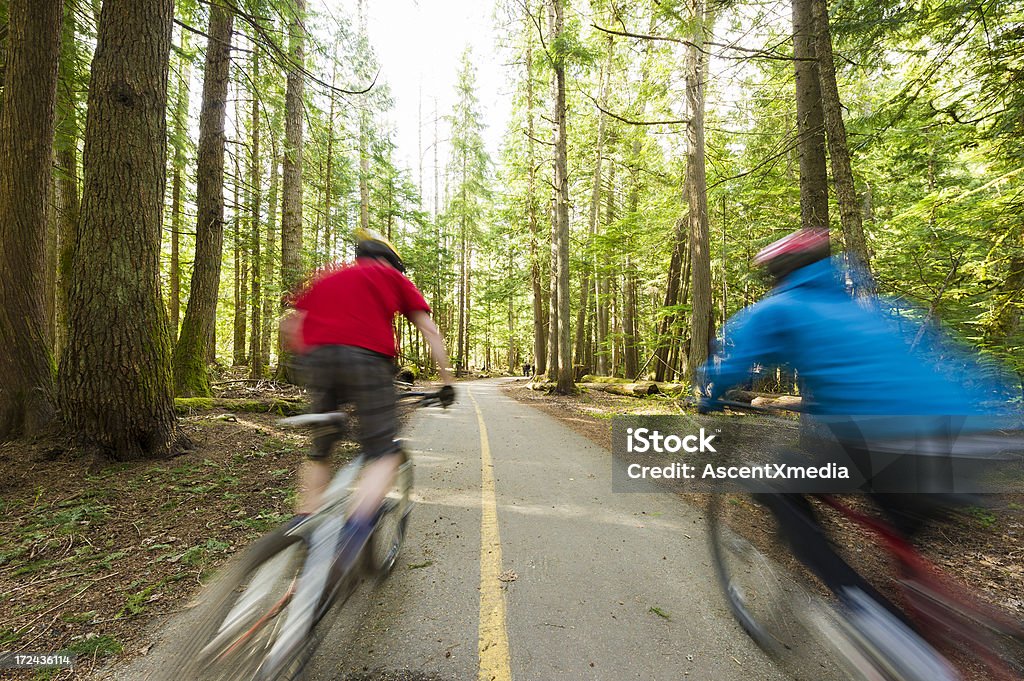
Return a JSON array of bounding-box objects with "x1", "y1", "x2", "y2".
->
[{"x1": 302, "y1": 345, "x2": 398, "y2": 460}]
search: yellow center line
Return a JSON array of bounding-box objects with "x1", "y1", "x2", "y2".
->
[{"x1": 469, "y1": 389, "x2": 513, "y2": 681}]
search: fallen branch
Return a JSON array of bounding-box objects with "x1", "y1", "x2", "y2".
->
[{"x1": 174, "y1": 397, "x2": 307, "y2": 416}]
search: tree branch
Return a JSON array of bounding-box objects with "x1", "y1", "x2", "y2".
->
[
  {"x1": 578, "y1": 87, "x2": 688, "y2": 126},
  {"x1": 591, "y1": 23, "x2": 814, "y2": 62}
]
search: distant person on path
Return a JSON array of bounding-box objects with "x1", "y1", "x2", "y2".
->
[{"x1": 284, "y1": 228, "x2": 455, "y2": 570}]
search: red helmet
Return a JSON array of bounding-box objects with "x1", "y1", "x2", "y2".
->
[{"x1": 754, "y1": 228, "x2": 831, "y2": 281}]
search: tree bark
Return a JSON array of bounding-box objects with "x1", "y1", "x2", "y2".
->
[
  {"x1": 168, "y1": 29, "x2": 189, "y2": 339},
  {"x1": 53, "y1": 1, "x2": 81, "y2": 361},
  {"x1": 654, "y1": 217, "x2": 686, "y2": 382},
  {"x1": 573, "y1": 37, "x2": 612, "y2": 378},
  {"x1": 550, "y1": 0, "x2": 574, "y2": 394},
  {"x1": 811, "y1": 0, "x2": 871, "y2": 277},
  {"x1": 58, "y1": 0, "x2": 178, "y2": 459},
  {"x1": 0, "y1": 0, "x2": 61, "y2": 440},
  {"x1": 547, "y1": 182, "x2": 559, "y2": 381},
  {"x1": 278, "y1": 0, "x2": 305, "y2": 380},
  {"x1": 249, "y1": 47, "x2": 263, "y2": 379},
  {"x1": 596, "y1": 137, "x2": 614, "y2": 376},
  {"x1": 232, "y1": 148, "x2": 247, "y2": 366},
  {"x1": 262, "y1": 143, "x2": 279, "y2": 369},
  {"x1": 686, "y1": 0, "x2": 714, "y2": 380},
  {"x1": 525, "y1": 17, "x2": 547, "y2": 375},
  {"x1": 793, "y1": 0, "x2": 828, "y2": 231},
  {"x1": 172, "y1": 1, "x2": 233, "y2": 396}
]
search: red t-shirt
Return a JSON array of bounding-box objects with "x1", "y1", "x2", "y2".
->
[{"x1": 293, "y1": 259, "x2": 430, "y2": 357}]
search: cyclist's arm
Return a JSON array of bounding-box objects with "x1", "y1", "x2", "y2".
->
[
  {"x1": 408, "y1": 309, "x2": 454, "y2": 384},
  {"x1": 280, "y1": 309, "x2": 307, "y2": 354},
  {"x1": 702, "y1": 302, "x2": 787, "y2": 401}
]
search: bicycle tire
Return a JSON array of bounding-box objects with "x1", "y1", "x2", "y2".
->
[
  {"x1": 366, "y1": 450, "x2": 413, "y2": 579},
  {"x1": 706, "y1": 493, "x2": 864, "y2": 681},
  {"x1": 151, "y1": 528, "x2": 314, "y2": 681}
]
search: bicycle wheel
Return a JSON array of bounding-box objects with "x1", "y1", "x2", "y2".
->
[
  {"x1": 153, "y1": 528, "x2": 314, "y2": 681},
  {"x1": 365, "y1": 450, "x2": 413, "y2": 578},
  {"x1": 706, "y1": 493, "x2": 862, "y2": 681}
]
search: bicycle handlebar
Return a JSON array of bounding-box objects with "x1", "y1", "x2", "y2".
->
[
  {"x1": 396, "y1": 388, "x2": 448, "y2": 407},
  {"x1": 279, "y1": 388, "x2": 449, "y2": 429}
]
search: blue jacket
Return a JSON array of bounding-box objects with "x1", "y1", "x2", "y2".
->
[{"x1": 701, "y1": 258, "x2": 992, "y2": 418}]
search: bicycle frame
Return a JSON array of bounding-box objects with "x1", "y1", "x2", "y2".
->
[
  {"x1": 814, "y1": 494, "x2": 1024, "y2": 681},
  {"x1": 705, "y1": 398, "x2": 1023, "y2": 679},
  {"x1": 254, "y1": 455, "x2": 365, "y2": 679},
  {"x1": 252, "y1": 390, "x2": 435, "y2": 679}
]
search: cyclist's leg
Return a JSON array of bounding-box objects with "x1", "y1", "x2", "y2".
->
[
  {"x1": 331, "y1": 347, "x2": 401, "y2": 569},
  {"x1": 759, "y1": 493, "x2": 906, "y2": 618},
  {"x1": 338, "y1": 346, "x2": 401, "y2": 519},
  {"x1": 296, "y1": 347, "x2": 345, "y2": 514}
]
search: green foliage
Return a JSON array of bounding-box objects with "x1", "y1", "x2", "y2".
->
[{"x1": 67, "y1": 634, "x2": 122, "y2": 658}]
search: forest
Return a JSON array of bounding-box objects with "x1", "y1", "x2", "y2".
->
[{"x1": 0, "y1": 0, "x2": 1022, "y2": 460}]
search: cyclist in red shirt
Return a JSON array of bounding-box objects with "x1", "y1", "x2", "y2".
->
[{"x1": 285, "y1": 228, "x2": 454, "y2": 570}]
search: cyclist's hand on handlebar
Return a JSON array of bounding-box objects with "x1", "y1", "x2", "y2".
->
[{"x1": 438, "y1": 384, "x2": 455, "y2": 408}]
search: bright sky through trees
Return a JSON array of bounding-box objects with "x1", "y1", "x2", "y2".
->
[{"x1": 316, "y1": 0, "x2": 511, "y2": 177}]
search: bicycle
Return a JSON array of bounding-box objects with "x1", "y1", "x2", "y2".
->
[
  {"x1": 153, "y1": 388, "x2": 447, "y2": 681},
  {"x1": 704, "y1": 400, "x2": 1024, "y2": 681}
]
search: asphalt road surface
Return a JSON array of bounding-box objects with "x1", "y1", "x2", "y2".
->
[
  {"x1": 307, "y1": 379, "x2": 789, "y2": 681},
  {"x1": 105, "y1": 377, "x2": 799, "y2": 681}
]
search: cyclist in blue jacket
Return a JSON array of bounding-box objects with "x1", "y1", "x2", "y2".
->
[{"x1": 699, "y1": 227, "x2": 1006, "y2": 680}]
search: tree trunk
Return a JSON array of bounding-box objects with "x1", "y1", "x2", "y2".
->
[
  {"x1": 622, "y1": 256, "x2": 639, "y2": 379},
  {"x1": 172, "y1": 1, "x2": 233, "y2": 396},
  {"x1": 53, "y1": 1, "x2": 81, "y2": 361},
  {"x1": 0, "y1": 0, "x2": 61, "y2": 440},
  {"x1": 546, "y1": 167, "x2": 559, "y2": 381},
  {"x1": 232, "y1": 149, "x2": 247, "y2": 366},
  {"x1": 58, "y1": 0, "x2": 178, "y2": 459},
  {"x1": 278, "y1": 0, "x2": 305, "y2": 380},
  {"x1": 572, "y1": 267, "x2": 591, "y2": 377},
  {"x1": 168, "y1": 29, "x2": 189, "y2": 339},
  {"x1": 596, "y1": 131, "x2": 615, "y2": 376},
  {"x1": 686, "y1": 0, "x2": 714, "y2": 381},
  {"x1": 262, "y1": 143, "x2": 279, "y2": 369},
  {"x1": 654, "y1": 218, "x2": 686, "y2": 382},
  {"x1": 811, "y1": 0, "x2": 871, "y2": 277},
  {"x1": 793, "y1": 0, "x2": 828, "y2": 231},
  {"x1": 525, "y1": 18, "x2": 547, "y2": 375},
  {"x1": 323, "y1": 57, "x2": 337, "y2": 260},
  {"x1": 457, "y1": 210, "x2": 467, "y2": 375},
  {"x1": 550, "y1": 0, "x2": 573, "y2": 394},
  {"x1": 249, "y1": 47, "x2": 263, "y2": 379}
]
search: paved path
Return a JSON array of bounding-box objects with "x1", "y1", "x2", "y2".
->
[
  {"x1": 310, "y1": 379, "x2": 788, "y2": 680},
  {"x1": 103, "y1": 378, "x2": 793, "y2": 681}
]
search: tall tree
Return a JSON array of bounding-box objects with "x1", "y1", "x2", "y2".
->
[
  {"x1": 58, "y1": 0, "x2": 178, "y2": 458},
  {"x1": 167, "y1": 28, "x2": 191, "y2": 338},
  {"x1": 686, "y1": 0, "x2": 714, "y2": 380},
  {"x1": 445, "y1": 47, "x2": 489, "y2": 376},
  {"x1": 811, "y1": 0, "x2": 871, "y2": 276},
  {"x1": 231, "y1": 143, "x2": 247, "y2": 365},
  {"x1": 549, "y1": 0, "x2": 573, "y2": 394},
  {"x1": 523, "y1": 10, "x2": 548, "y2": 375},
  {"x1": 51, "y1": 0, "x2": 82, "y2": 360},
  {"x1": 793, "y1": 0, "x2": 828, "y2": 230},
  {"x1": 172, "y1": 1, "x2": 234, "y2": 396},
  {"x1": 0, "y1": 0, "x2": 61, "y2": 440},
  {"x1": 248, "y1": 43, "x2": 263, "y2": 379},
  {"x1": 278, "y1": 0, "x2": 305, "y2": 377}
]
